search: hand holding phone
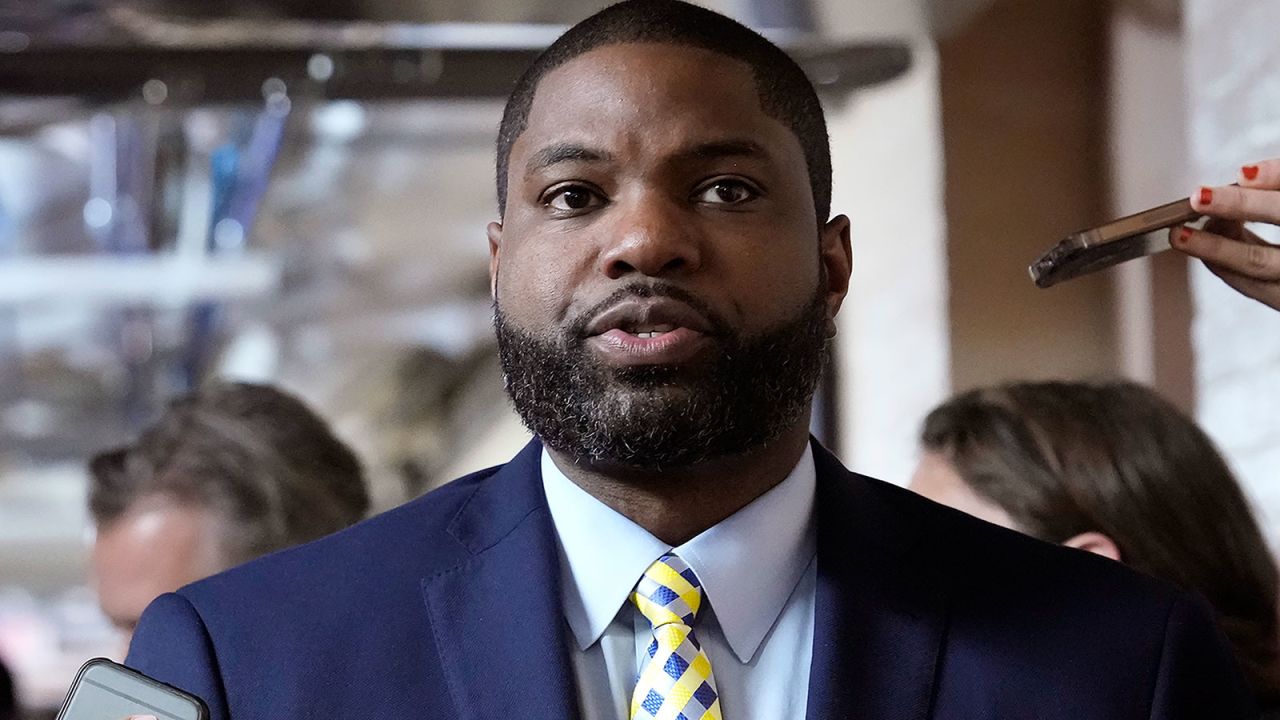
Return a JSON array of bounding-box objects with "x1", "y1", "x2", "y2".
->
[
  {"x1": 1029, "y1": 195, "x2": 1206, "y2": 288},
  {"x1": 1171, "y1": 162, "x2": 1280, "y2": 311},
  {"x1": 56, "y1": 658, "x2": 208, "y2": 720},
  {"x1": 1030, "y1": 158, "x2": 1280, "y2": 313}
]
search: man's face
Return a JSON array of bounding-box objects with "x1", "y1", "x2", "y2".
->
[
  {"x1": 489, "y1": 43, "x2": 852, "y2": 467},
  {"x1": 91, "y1": 497, "x2": 228, "y2": 644}
]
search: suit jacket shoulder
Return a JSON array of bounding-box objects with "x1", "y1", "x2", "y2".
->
[{"x1": 127, "y1": 441, "x2": 563, "y2": 720}]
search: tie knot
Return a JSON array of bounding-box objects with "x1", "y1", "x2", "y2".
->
[{"x1": 631, "y1": 553, "x2": 705, "y2": 629}]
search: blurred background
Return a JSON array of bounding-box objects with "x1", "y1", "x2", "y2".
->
[{"x1": 0, "y1": 0, "x2": 1277, "y2": 715}]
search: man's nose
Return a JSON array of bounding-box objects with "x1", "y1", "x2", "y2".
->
[{"x1": 599, "y1": 195, "x2": 703, "y2": 279}]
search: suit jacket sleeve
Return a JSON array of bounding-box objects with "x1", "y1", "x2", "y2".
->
[
  {"x1": 1149, "y1": 593, "x2": 1259, "y2": 719},
  {"x1": 125, "y1": 592, "x2": 230, "y2": 720}
]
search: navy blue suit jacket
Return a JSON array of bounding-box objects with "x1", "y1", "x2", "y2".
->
[{"x1": 127, "y1": 439, "x2": 1257, "y2": 719}]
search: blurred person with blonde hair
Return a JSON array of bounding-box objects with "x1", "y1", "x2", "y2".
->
[
  {"x1": 912, "y1": 380, "x2": 1280, "y2": 714},
  {"x1": 89, "y1": 382, "x2": 370, "y2": 642}
]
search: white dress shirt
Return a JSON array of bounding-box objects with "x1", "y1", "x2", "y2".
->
[{"x1": 541, "y1": 446, "x2": 817, "y2": 720}]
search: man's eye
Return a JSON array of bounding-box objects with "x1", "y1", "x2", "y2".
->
[
  {"x1": 546, "y1": 186, "x2": 602, "y2": 212},
  {"x1": 695, "y1": 180, "x2": 759, "y2": 205}
]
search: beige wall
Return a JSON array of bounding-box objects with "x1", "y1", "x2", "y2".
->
[
  {"x1": 940, "y1": 0, "x2": 1119, "y2": 391},
  {"x1": 1107, "y1": 5, "x2": 1194, "y2": 414},
  {"x1": 828, "y1": 41, "x2": 950, "y2": 484}
]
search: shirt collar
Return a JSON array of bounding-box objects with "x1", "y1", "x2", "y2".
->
[{"x1": 541, "y1": 444, "x2": 817, "y2": 663}]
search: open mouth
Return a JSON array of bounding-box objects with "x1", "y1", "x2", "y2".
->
[
  {"x1": 626, "y1": 324, "x2": 676, "y2": 339},
  {"x1": 582, "y1": 296, "x2": 717, "y2": 366},
  {"x1": 585, "y1": 297, "x2": 715, "y2": 338}
]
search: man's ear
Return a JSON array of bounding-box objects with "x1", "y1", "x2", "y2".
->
[
  {"x1": 487, "y1": 221, "x2": 503, "y2": 300},
  {"x1": 819, "y1": 214, "x2": 853, "y2": 337},
  {"x1": 1062, "y1": 531, "x2": 1123, "y2": 563}
]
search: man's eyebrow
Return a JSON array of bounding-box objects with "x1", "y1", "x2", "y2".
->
[
  {"x1": 673, "y1": 139, "x2": 771, "y2": 164},
  {"x1": 525, "y1": 143, "x2": 613, "y2": 175}
]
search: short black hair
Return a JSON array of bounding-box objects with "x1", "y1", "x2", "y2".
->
[{"x1": 496, "y1": 0, "x2": 831, "y2": 224}]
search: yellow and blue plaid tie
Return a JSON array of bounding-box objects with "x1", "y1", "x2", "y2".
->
[{"x1": 630, "y1": 553, "x2": 723, "y2": 720}]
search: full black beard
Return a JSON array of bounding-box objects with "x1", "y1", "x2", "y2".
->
[{"x1": 494, "y1": 283, "x2": 829, "y2": 469}]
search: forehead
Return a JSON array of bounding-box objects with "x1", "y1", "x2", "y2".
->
[
  {"x1": 94, "y1": 503, "x2": 213, "y2": 571},
  {"x1": 92, "y1": 501, "x2": 224, "y2": 620},
  {"x1": 517, "y1": 42, "x2": 801, "y2": 164}
]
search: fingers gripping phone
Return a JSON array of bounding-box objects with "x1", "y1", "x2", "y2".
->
[{"x1": 56, "y1": 658, "x2": 209, "y2": 720}]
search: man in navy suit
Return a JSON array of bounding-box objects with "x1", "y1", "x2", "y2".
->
[{"x1": 126, "y1": 1, "x2": 1259, "y2": 718}]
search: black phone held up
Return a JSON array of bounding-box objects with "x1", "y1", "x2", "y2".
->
[{"x1": 56, "y1": 658, "x2": 209, "y2": 720}]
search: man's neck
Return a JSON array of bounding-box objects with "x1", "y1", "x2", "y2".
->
[{"x1": 546, "y1": 422, "x2": 812, "y2": 546}]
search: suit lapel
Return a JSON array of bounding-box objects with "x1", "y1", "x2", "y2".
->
[
  {"x1": 806, "y1": 441, "x2": 949, "y2": 720},
  {"x1": 421, "y1": 439, "x2": 581, "y2": 720}
]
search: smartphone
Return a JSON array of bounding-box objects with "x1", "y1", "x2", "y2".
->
[
  {"x1": 56, "y1": 658, "x2": 209, "y2": 720},
  {"x1": 1028, "y1": 196, "x2": 1203, "y2": 288}
]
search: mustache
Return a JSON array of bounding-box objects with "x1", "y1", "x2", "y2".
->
[{"x1": 565, "y1": 282, "x2": 732, "y2": 341}]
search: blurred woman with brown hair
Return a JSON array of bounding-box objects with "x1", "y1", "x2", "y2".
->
[{"x1": 911, "y1": 380, "x2": 1280, "y2": 713}]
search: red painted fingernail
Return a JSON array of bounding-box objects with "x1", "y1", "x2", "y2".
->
[
  {"x1": 1199, "y1": 186, "x2": 1213, "y2": 205},
  {"x1": 1242, "y1": 164, "x2": 1259, "y2": 181},
  {"x1": 1178, "y1": 226, "x2": 1193, "y2": 244}
]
